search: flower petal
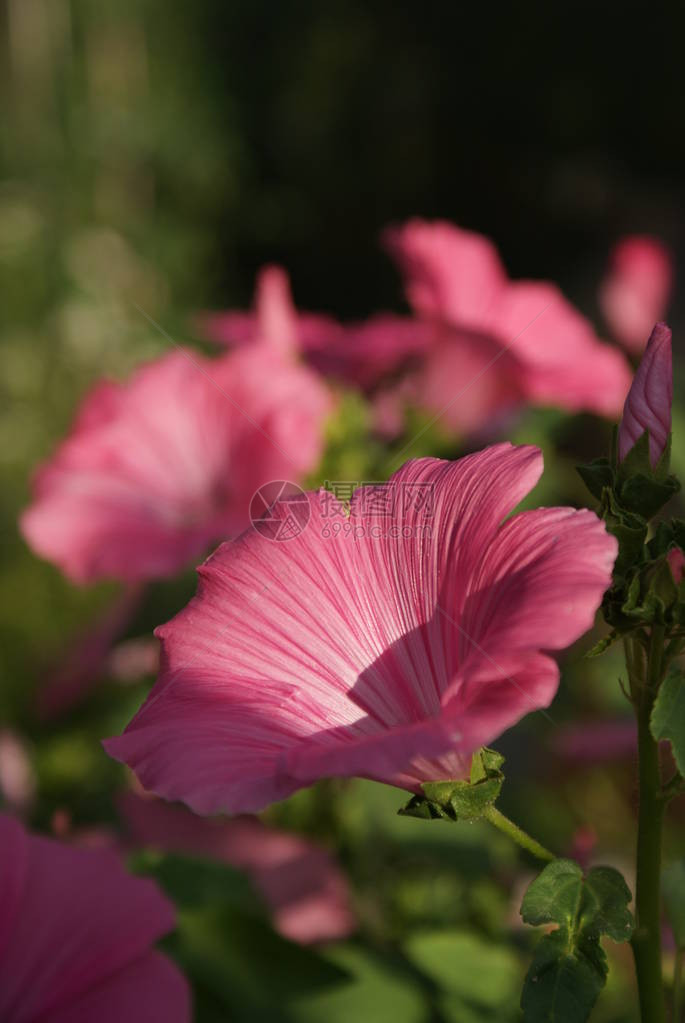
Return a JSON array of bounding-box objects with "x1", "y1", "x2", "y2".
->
[
  {"x1": 47, "y1": 951, "x2": 190, "y2": 1023},
  {"x1": 105, "y1": 444, "x2": 543, "y2": 812},
  {"x1": 384, "y1": 219, "x2": 507, "y2": 326},
  {"x1": 490, "y1": 282, "x2": 632, "y2": 416},
  {"x1": 0, "y1": 817, "x2": 178, "y2": 1021}
]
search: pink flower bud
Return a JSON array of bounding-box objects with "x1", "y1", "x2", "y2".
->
[
  {"x1": 618, "y1": 322, "x2": 672, "y2": 467},
  {"x1": 667, "y1": 547, "x2": 685, "y2": 585}
]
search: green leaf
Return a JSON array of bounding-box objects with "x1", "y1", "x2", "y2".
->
[
  {"x1": 650, "y1": 669, "x2": 685, "y2": 777},
  {"x1": 398, "y1": 747, "x2": 504, "y2": 822},
  {"x1": 291, "y1": 945, "x2": 426, "y2": 1023},
  {"x1": 663, "y1": 860, "x2": 685, "y2": 948},
  {"x1": 405, "y1": 929, "x2": 520, "y2": 1012},
  {"x1": 520, "y1": 860, "x2": 633, "y2": 1022},
  {"x1": 521, "y1": 930, "x2": 605, "y2": 1023}
]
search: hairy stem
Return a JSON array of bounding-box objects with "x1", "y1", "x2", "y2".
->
[
  {"x1": 482, "y1": 805, "x2": 555, "y2": 863},
  {"x1": 631, "y1": 625, "x2": 666, "y2": 1023}
]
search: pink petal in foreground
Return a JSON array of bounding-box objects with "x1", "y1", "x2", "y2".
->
[
  {"x1": 600, "y1": 236, "x2": 674, "y2": 353},
  {"x1": 0, "y1": 814, "x2": 189, "y2": 1023},
  {"x1": 119, "y1": 791, "x2": 355, "y2": 944},
  {"x1": 617, "y1": 322, "x2": 673, "y2": 467},
  {"x1": 105, "y1": 444, "x2": 616, "y2": 815}
]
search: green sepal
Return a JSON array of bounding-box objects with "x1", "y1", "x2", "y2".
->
[
  {"x1": 618, "y1": 473, "x2": 680, "y2": 520},
  {"x1": 603, "y1": 490, "x2": 648, "y2": 578},
  {"x1": 615, "y1": 433, "x2": 679, "y2": 518},
  {"x1": 520, "y1": 860, "x2": 633, "y2": 1022},
  {"x1": 584, "y1": 629, "x2": 619, "y2": 658},
  {"x1": 398, "y1": 747, "x2": 504, "y2": 822},
  {"x1": 616, "y1": 429, "x2": 654, "y2": 483},
  {"x1": 650, "y1": 668, "x2": 685, "y2": 778},
  {"x1": 576, "y1": 458, "x2": 613, "y2": 502}
]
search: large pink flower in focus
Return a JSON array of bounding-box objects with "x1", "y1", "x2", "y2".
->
[
  {"x1": 21, "y1": 346, "x2": 331, "y2": 584},
  {"x1": 599, "y1": 236, "x2": 674, "y2": 354},
  {"x1": 201, "y1": 264, "x2": 431, "y2": 393},
  {"x1": 105, "y1": 444, "x2": 616, "y2": 815},
  {"x1": 0, "y1": 813, "x2": 189, "y2": 1023},
  {"x1": 617, "y1": 322, "x2": 672, "y2": 467},
  {"x1": 384, "y1": 219, "x2": 632, "y2": 424},
  {"x1": 119, "y1": 791, "x2": 355, "y2": 945}
]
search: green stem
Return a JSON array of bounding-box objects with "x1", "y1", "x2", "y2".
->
[
  {"x1": 631, "y1": 625, "x2": 666, "y2": 1023},
  {"x1": 482, "y1": 805, "x2": 555, "y2": 863}
]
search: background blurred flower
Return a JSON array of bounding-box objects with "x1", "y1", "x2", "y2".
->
[
  {"x1": 200, "y1": 263, "x2": 431, "y2": 395},
  {"x1": 0, "y1": 731, "x2": 35, "y2": 813},
  {"x1": 0, "y1": 813, "x2": 189, "y2": 1023},
  {"x1": 120, "y1": 790, "x2": 356, "y2": 945},
  {"x1": 618, "y1": 322, "x2": 672, "y2": 466},
  {"x1": 105, "y1": 443, "x2": 616, "y2": 815},
  {"x1": 21, "y1": 345, "x2": 331, "y2": 585},
  {"x1": 385, "y1": 219, "x2": 632, "y2": 425},
  {"x1": 599, "y1": 236, "x2": 674, "y2": 354}
]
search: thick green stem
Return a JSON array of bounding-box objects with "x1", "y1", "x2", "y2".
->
[
  {"x1": 482, "y1": 805, "x2": 555, "y2": 863},
  {"x1": 631, "y1": 626, "x2": 666, "y2": 1023}
]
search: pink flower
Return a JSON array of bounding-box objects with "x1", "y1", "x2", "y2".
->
[
  {"x1": 667, "y1": 547, "x2": 685, "y2": 585},
  {"x1": 0, "y1": 732, "x2": 35, "y2": 812},
  {"x1": 21, "y1": 346, "x2": 331, "y2": 584},
  {"x1": 200, "y1": 265, "x2": 430, "y2": 393},
  {"x1": 105, "y1": 444, "x2": 616, "y2": 814},
  {"x1": 38, "y1": 584, "x2": 143, "y2": 718},
  {"x1": 119, "y1": 791, "x2": 355, "y2": 944},
  {"x1": 384, "y1": 219, "x2": 632, "y2": 421},
  {"x1": 599, "y1": 236, "x2": 673, "y2": 353},
  {"x1": 556, "y1": 719, "x2": 637, "y2": 762},
  {"x1": 0, "y1": 813, "x2": 189, "y2": 1022},
  {"x1": 617, "y1": 322, "x2": 672, "y2": 467}
]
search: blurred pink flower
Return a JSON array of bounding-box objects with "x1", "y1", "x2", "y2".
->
[
  {"x1": 667, "y1": 547, "x2": 685, "y2": 584},
  {"x1": 384, "y1": 219, "x2": 632, "y2": 423},
  {"x1": 617, "y1": 322, "x2": 672, "y2": 467},
  {"x1": 105, "y1": 444, "x2": 616, "y2": 815},
  {"x1": 599, "y1": 236, "x2": 673, "y2": 353},
  {"x1": 0, "y1": 813, "x2": 189, "y2": 1023},
  {"x1": 557, "y1": 719, "x2": 637, "y2": 762},
  {"x1": 21, "y1": 346, "x2": 331, "y2": 585},
  {"x1": 37, "y1": 584, "x2": 143, "y2": 718},
  {"x1": 0, "y1": 732, "x2": 35, "y2": 812},
  {"x1": 119, "y1": 791, "x2": 355, "y2": 945},
  {"x1": 200, "y1": 264, "x2": 431, "y2": 394}
]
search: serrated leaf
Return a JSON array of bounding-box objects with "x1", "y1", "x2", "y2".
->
[
  {"x1": 520, "y1": 860, "x2": 633, "y2": 1022},
  {"x1": 521, "y1": 859, "x2": 585, "y2": 930},
  {"x1": 650, "y1": 669, "x2": 685, "y2": 777},
  {"x1": 663, "y1": 860, "x2": 685, "y2": 948},
  {"x1": 521, "y1": 930, "x2": 605, "y2": 1023}
]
